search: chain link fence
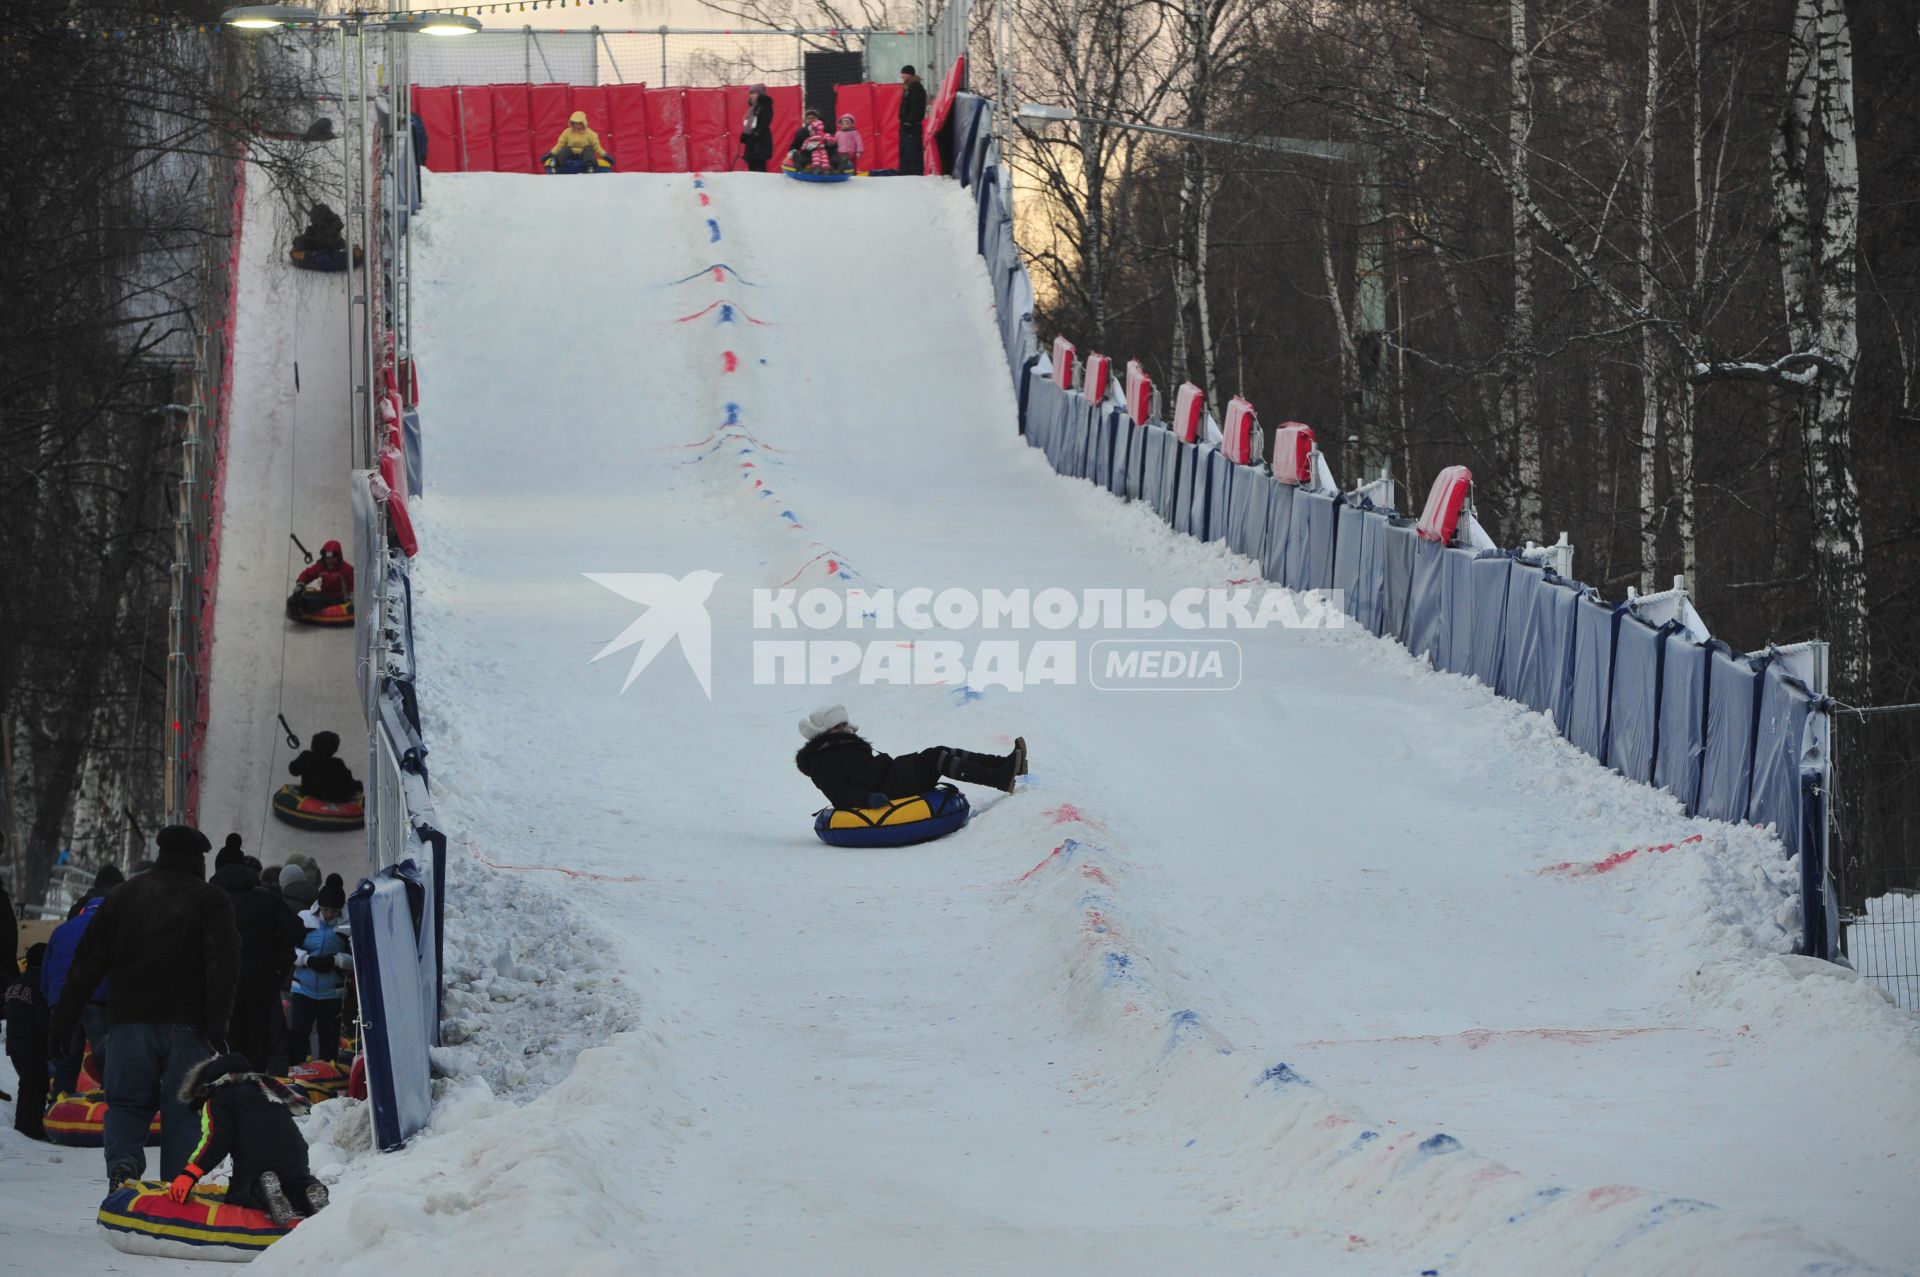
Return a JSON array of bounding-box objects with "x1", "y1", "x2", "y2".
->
[
  {"x1": 1834, "y1": 706, "x2": 1920, "y2": 1010},
  {"x1": 408, "y1": 26, "x2": 904, "y2": 87}
]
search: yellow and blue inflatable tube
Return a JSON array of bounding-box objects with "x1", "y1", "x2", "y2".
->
[
  {"x1": 814, "y1": 784, "x2": 970, "y2": 847},
  {"x1": 270, "y1": 783, "x2": 365, "y2": 832},
  {"x1": 98, "y1": 1180, "x2": 293, "y2": 1262},
  {"x1": 44, "y1": 1092, "x2": 162, "y2": 1148}
]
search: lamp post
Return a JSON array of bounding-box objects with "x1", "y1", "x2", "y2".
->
[
  {"x1": 222, "y1": 7, "x2": 476, "y2": 470},
  {"x1": 1015, "y1": 103, "x2": 1392, "y2": 484}
]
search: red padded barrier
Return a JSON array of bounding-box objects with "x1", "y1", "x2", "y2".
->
[
  {"x1": 1221, "y1": 396, "x2": 1259, "y2": 466},
  {"x1": 1416, "y1": 465, "x2": 1474, "y2": 545},
  {"x1": 605, "y1": 84, "x2": 651, "y2": 171},
  {"x1": 868, "y1": 82, "x2": 903, "y2": 171},
  {"x1": 645, "y1": 88, "x2": 689, "y2": 172},
  {"x1": 411, "y1": 87, "x2": 460, "y2": 172},
  {"x1": 924, "y1": 57, "x2": 965, "y2": 177},
  {"x1": 453, "y1": 86, "x2": 494, "y2": 172},
  {"x1": 721, "y1": 85, "x2": 751, "y2": 170},
  {"x1": 833, "y1": 83, "x2": 876, "y2": 170},
  {"x1": 684, "y1": 87, "x2": 733, "y2": 172},
  {"x1": 768, "y1": 86, "x2": 803, "y2": 167},
  {"x1": 1124, "y1": 359, "x2": 1154, "y2": 425},
  {"x1": 1051, "y1": 336, "x2": 1076, "y2": 390},
  {"x1": 1272, "y1": 423, "x2": 1315, "y2": 486},
  {"x1": 529, "y1": 84, "x2": 574, "y2": 168},
  {"x1": 376, "y1": 466, "x2": 419, "y2": 558},
  {"x1": 488, "y1": 85, "x2": 535, "y2": 173},
  {"x1": 1083, "y1": 352, "x2": 1111, "y2": 403},
  {"x1": 570, "y1": 85, "x2": 611, "y2": 147},
  {"x1": 1172, "y1": 382, "x2": 1206, "y2": 443}
]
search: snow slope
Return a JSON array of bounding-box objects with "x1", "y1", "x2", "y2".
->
[
  {"x1": 197, "y1": 155, "x2": 369, "y2": 887},
  {"x1": 19, "y1": 169, "x2": 1907, "y2": 1274}
]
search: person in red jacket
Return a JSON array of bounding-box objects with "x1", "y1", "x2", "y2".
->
[{"x1": 288, "y1": 540, "x2": 353, "y2": 616}]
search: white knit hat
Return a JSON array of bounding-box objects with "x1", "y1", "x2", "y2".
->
[{"x1": 797, "y1": 704, "x2": 852, "y2": 741}]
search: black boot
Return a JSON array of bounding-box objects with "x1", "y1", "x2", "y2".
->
[
  {"x1": 1013, "y1": 737, "x2": 1028, "y2": 776},
  {"x1": 303, "y1": 1181, "x2": 330, "y2": 1215},
  {"x1": 257, "y1": 1171, "x2": 296, "y2": 1227},
  {"x1": 942, "y1": 747, "x2": 1019, "y2": 793}
]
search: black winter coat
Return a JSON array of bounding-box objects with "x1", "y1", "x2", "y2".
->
[
  {"x1": 49, "y1": 848, "x2": 239, "y2": 1045},
  {"x1": 900, "y1": 79, "x2": 927, "y2": 128},
  {"x1": 742, "y1": 95, "x2": 774, "y2": 158},
  {"x1": 795, "y1": 732, "x2": 943, "y2": 808},
  {"x1": 179, "y1": 1052, "x2": 312, "y2": 1186},
  {"x1": 212, "y1": 864, "x2": 304, "y2": 990},
  {"x1": 5, "y1": 968, "x2": 49, "y2": 1065},
  {"x1": 289, "y1": 749, "x2": 359, "y2": 802}
]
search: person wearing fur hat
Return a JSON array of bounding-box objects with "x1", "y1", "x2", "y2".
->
[
  {"x1": 49, "y1": 824, "x2": 239, "y2": 1190},
  {"x1": 794, "y1": 706, "x2": 1027, "y2": 809},
  {"x1": 288, "y1": 730, "x2": 360, "y2": 803},
  {"x1": 288, "y1": 875, "x2": 352, "y2": 1065},
  {"x1": 170, "y1": 1051, "x2": 328, "y2": 1225},
  {"x1": 211, "y1": 836, "x2": 305, "y2": 1084}
]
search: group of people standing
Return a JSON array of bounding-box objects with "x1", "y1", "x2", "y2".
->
[
  {"x1": 6, "y1": 825, "x2": 350, "y2": 1216},
  {"x1": 738, "y1": 64, "x2": 930, "y2": 175}
]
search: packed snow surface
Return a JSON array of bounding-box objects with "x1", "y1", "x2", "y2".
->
[{"x1": 8, "y1": 170, "x2": 1916, "y2": 1276}]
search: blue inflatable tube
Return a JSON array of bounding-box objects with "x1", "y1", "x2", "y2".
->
[
  {"x1": 814, "y1": 785, "x2": 971, "y2": 847},
  {"x1": 782, "y1": 165, "x2": 851, "y2": 184}
]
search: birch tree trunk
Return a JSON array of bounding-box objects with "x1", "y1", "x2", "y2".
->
[
  {"x1": 1638, "y1": 0, "x2": 1664, "y2": 591},
  {"x1": 1507, "y1": 0, "x2": 1542, "y2": 535}
]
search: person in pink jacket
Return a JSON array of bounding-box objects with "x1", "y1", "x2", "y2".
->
[{"x1": 832, "y1": 113, "x2": 865, "y2": 174}]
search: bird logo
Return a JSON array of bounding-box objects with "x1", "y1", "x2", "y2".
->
[{"x1": 584, "y1": 571, "x2": 721, "y2": 697}]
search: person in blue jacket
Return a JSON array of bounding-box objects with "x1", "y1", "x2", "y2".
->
[
  {"x1": 43, "y1": 864, "x2": 124, "y2": 1095},
  {"x1": 288, "y1": 875, "x2": 352, "y2": 1065}
]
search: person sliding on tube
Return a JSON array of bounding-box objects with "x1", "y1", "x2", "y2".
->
[
  {"x1": 794, "y1": 706, "x2": 1027, "y2": 809},
  {"x1": 287, "y1": 539, "x2": 353, "y2": 617},
  {"x1": 169, "y1": 1050, "x2": 328, "y2": 1226},
  {"x1": 288, "y1": 731, "x2": 359, "y2": 804},
  {"x1": 546, "y1": 110, "x2": 607, "y2": 173}
]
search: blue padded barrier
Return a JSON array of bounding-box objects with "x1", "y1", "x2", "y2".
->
[
  {"x1": 1087, "y1": 405, "x2": 1119, "y2": 492},
  {"x1": 1499, "y1": 561, "x2": 1543, "y2": 700},
  {"x1": 401, "y1": 409, "x2": 423, "y2": 495},
  {"x1": 1227, "y1": 467, "x2": 1273, "y2": 563},
  {"x1": 1566, "y1": 594, "x2": 1623, "y2": 761},
  {"x1": 1698, "y1": 642, "x2": 1763, "y2": 823},
  {"x1": 1441, "y1": 547, "x2": 1479, "y2": 677},
  {"x1": 1147, "y1": 430, "x2": 1182, "y2": 524},
  {"x1": 1606, "y1": 615, "x2": 1671, "y2": 784},
  {"x1": 1170, "y1": 439, "x2": 1198, "y2": 533},
  {"x1": 1024, "y1": 370, "x2": 1057, "y2": 453},
  {"x1": 1353, "y1": 506, "x2": 1390, "y2": 635},
  {"x1": 1407, "y1": 535, "x2": 1448, "y2": 666},
  {"x1": 1121, "y1": 424, "x2": 1147, "y2": 502},
  {"x1": 1061, "y1": 392, "x2": 1092, "y2": 478},
  {"x1": 1469, "y1": 552, "x2": 1512, "y2": 689},
  {"x1": 348, "y1": 860, "x2": 437, "y2": 1151},
  {"x1": 1015, "y1": 355, "x2": 1038, "y2": 434},
  {"x1": 1332, "y1": 500, "x2": 1367, "y2": 622},
  {"x1": 1200, "y1": 450, "x2": 1232, "y2": 542},
  {"x1": 1284, "y1": 488, "x2": 1314, "y2": 588},
  {"x1": 1262, "y1": 483, "x2": 1296, "y2": 586},
  {"x1": 1379, "y1": 520, "x2": 1417, "y2": 644},
  {"x1": 1747, "y1": 664, "x2": 1816, "y2": 859},
  {"x1": 1515, "y1": 574, "x2": 1580, "y2": 726},
  {"x1": 1655, "y1": 636, "x2": 1710, "y2": 812},
  {"x1": 1284, "y1": 490, "x2": 1340, "y2": 592}
]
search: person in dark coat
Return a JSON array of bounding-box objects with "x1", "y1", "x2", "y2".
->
[
  {"x1": 289, "y1": 876, "x2": 351, "y2": 1065},
  {"x1": 210, "y1": 836, "x2": 304, "y2": 1082},
  {"x1": 49, "y1": 824, "x2": 240, "y2": 1190},
  {"x1": 288, "y1": 730, "x2": 360, "y2": 803},
  {"x1": 292, "y1": 203, "x2": 345, "y2": 255},
  {"x1": 43, "y1": 866, "x2": 124, "y2": 1095},
  {"x1": 898, "y1": 65, "x2": 928, "y2": 175},
  {"x1": 6, "y1": 943, "x2": 51, "y2": 1139},
  {"x1": 170, "y1": 1051, "x2": 328, "y2": 1225},
  {"x1": 793, "y1": 705, "x2": 1027, "y2": 809},
  {"x1": 1, "y1": 881, "x2": 15, "y2": 987},
  {"x1": 740, "y1": 84, "x2": 775, "y2": 173}
]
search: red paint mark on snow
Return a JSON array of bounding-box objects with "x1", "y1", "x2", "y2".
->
[
  {"x1": 674, "y1": 300, "x2": 721, "y2": 323},
  {"x1": 1015, "y1": 840, "x2": 1073, "y2": 883},
  {"x1": 826, "y1": 559, "x2": 839, "y2": 573},
  {"x1": 1301, "y1": 1026, "x2": 1683, "y2": 1049},
  {"x1": 712, "y1": 266, "x2": 726, "y2": 283},
  {"x1": 1044, "y1": 802, "x2": 1105, "y2": 829},
  {"x1": 740, "y1": 462, "x2": 755, "y2": 469},
  {"x1": 464, "y1": 837, "x2": 646, "y2": 884},
  {"x1": 721, "y1": 351, "x2": 739, "y2": 372},
  {"x1": 698, "y1": 192, "x2": 711, "y2": 206},
  {"x1": 1080, "y1": 863, "x2": 1112, "y2": 886},
  {"x1": 1314, "y1": 1114, "x2": 1353, "y2": 1129},
  {"x1": 1345, "y1": 1235, "x2": 1369, "y2": 1249},
  {"x1": 1542, "y1": 834, "x2": 1704, "y2": 876},
  {"x1": 1578, "y1": 1185, "x2": 1643, "y2": 1213}
]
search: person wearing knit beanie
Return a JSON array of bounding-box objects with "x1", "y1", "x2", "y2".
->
[
  {"x1": 214, "y1": 834, "x2": 246, "y2": 870},
  {"x1": 794, "y1": 705, "x2": 1028, "y2": 808}
]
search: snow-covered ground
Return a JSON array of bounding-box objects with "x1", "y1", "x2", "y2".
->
[{"x1": 9, "y1": 168, "x2": 1916, "y2": 1275}]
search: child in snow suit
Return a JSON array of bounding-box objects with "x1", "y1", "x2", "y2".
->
[
  {"x1": 288, "y1": 731, "x2": 359, "y2": 803},
  {"x1": 170, "y1": 1051, "x2": 328, "y2": 1226},
  {"x1": 289, "y1": 539, "x2": 353, "y2": 614},
  {"x1": 787, "y1": 109, "x2": 833, "y2": 170},
  {"x1": 832, "y1": 113, "x2": 864, "y2": 173},
  {"x1": 793, "y1": 706, "x2": 1028, "y2": 809},
  {"x1": 288, "y1": 876, "x2": 352, "y2": 1064},
  {"x1": 6, "y1": 944, "x2": 51, "y2": 1140},
  {"x1": 804, "y1": 119, "x2": 835, "y2": 172},
  {"x1": 546, "y1": 110, "x2": 606, "y2": 172}
]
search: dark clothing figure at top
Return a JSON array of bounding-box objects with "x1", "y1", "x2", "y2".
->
[
  {"x1": 210, "y1": 836, "x2": 304, "y2": 1079},
  {"x1": 49, "y1": 825, "x2": 240, "y2": 1189},
  {"x1": 741, "y1": 86, "x2": 774, "y2": 172},
  {"x1": 289, "y1": 730, "x2": 360, "y2": 803},
  {"x1": 292, "y1": 204, "x2": 345, "y2": 255},
  {"x1": 793, "y1": 705, "x2": 1027, "y2": 809},
  {"x1": 170, "y1": 1051, "x2": 328, "y2": 1226},
  {"x1": 898, "y1": 66, "x2": 928, "y2": 176},
  {"x1": 295, "y1": 539, "x2": 353, "y2": 603},
  {"x1": 6, "y1": 943, "x2": 51, "y2": 1140}
]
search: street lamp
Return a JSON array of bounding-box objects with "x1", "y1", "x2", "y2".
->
[
  {"x1": 1016, "y1": 101, "x2": 1393, "y2": 484},
  {"x1": 221, "y1": 4, "x2": 319, "y2": 28}
]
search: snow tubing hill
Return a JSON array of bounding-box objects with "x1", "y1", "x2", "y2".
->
[
  {"x1": 782, "y1": 164, "x2": 850, "y2": 183},
  {"x1": 814, "y1": 785, "x2": 970, "y2": 847},
  {"x1": 99, "y1": 1181, "x2": 292, "y2": 1262},
  {"x1": 44, "y1": 1093, "x2": 162, "y2": 1148},
  {"x1": 270, "y1": 784, "x2": 365, "y2": 831}
]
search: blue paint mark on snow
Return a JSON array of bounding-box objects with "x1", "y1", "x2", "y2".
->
[
  {"x1": 1506, "y1": 1186, "x2": 1569, "y2": 1226},
  {"x1": 707, "y1": 219, "x2": 723, "y2": 242},
  {"x1": 724, "y1": 402, "x2": 740, "y2": 424},
  {"x1": 1417, "y1": 1134, "x2": 1462, "y2": 1156},
  {"x1": 1184, "y1": 1138, "x2": 1196, "y2": 1148},
  {"x1": 1162, "y1": 1009, "x2": 1203, "y2": 1056},
  {"x1": 1617, "y1": 1198, "x2": 1717, "y2": 1241},
  {"x1": 1258, "y1": 1061, "x2": 1308, "y2": 1088},
  {"x1": 949, "y1": 684, "x2": 985, "y2": 704},
  {"x1": 780, "y1": 510, "x2": 799, "y2": 522},
  {"x1": 718, "y1": 303, "x2": 736, "y2": 323},
  {"x1": 1102, "y1": 952, "x2": 1133, "y2": 984},
  {"x1": 1338, "y1": 1130, "x2": 1379, "y2": 1157}
]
